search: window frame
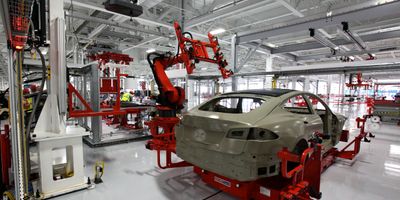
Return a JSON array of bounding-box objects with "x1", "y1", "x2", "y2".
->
[
  {"x1": 198, "y1": 96, "x2": 266, "y2": 114},
  {"x1": 280, "y1": 94, "x2": 314, "y2": 115},
  {"x1": 303, "y1": 94, "x2": 332, "y2": 114}
]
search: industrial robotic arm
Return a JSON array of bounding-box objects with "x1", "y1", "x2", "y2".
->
[{"x1": 147, "y1": 22, "x2": 233, "y2": 111}]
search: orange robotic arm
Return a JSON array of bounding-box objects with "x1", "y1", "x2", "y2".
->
[{"x1": 147, "y1": 22, "x2": 233, "y2": 110}]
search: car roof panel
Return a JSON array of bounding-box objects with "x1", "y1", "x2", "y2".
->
[{"x1": 221, "y1": 89, "x2": 296, "y2": 97}]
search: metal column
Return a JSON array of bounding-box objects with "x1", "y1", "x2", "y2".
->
[
  {"x1": 231, "y1": 34, "x2": 238, "y2": 92},
  {"x1": 197, "y1": 80, "x2": 201, "y2": 105},
  {"x1": 265, "y1": 55, "x2": 272, "y2": 89},
  {"x1": 90, "y1": 64, "x2": 102, "y2": 143},
  {"x1": 8, "y1": 49, "x2": 29, "y2": 199},
  {"x1": 291, "y1": 78, "x2": 297, "y2": 90},
  {"x1": 340, "y1": 74, "x2": 346, "y2": 102},
  {"x1": 304, "y1": 77, "x2": 310, "y2": 92},
  {"x1": 83, "y1": 74, "x2": 88, "y2": 128},
  {"x1": 327, "y1": 75, "x2": 332, "y2": 100}
]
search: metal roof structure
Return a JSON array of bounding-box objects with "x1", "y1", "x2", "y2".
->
[{"x1": 0, "y1": 0, "x2": 399, "y2": 80}]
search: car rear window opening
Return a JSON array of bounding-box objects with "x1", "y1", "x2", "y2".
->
[{"x1": 199, "y1": 97, "x2": 265, "y2": 114}]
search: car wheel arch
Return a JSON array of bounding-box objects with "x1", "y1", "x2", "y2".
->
[{"x1": 292, "y1": 138, "x2": 309, "y2": 155}]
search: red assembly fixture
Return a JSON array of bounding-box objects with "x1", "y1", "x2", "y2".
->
[
  {"x1": 68, "y1": 52, "x2": 131, "y2": 118},
  {"x1": 346, "y1": 73, "x2": 371, "y2": 90},
  {"x1": 144, "y1": 21, "x2": 373, "y2": 200}
]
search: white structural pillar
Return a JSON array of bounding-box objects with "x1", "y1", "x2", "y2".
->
[
  {"x1": 303, "y1": 77, "x2": 310, "y2": 92},
  {"x1": 264, "y1": 54, "x2": 273, "y2": 89},
  {"x1": 197, "y1": 80, "x2": 201, "y2": 105},
  {"x1": 231, "y1": 34, "x2": 238, "y2": 91},
  {"x1": 32, "y1": 0, "x2": 88, "y2": 198},
  {"x1": 49, "y1": 0, "x2": 66, "y2": 114},
  {"x1": 283, "y1": 77, "x2": 290, "y2": 89},
  {"x1": 340, "y1": 74, "x2": 346, "y2": 102},
  {"x1": 327, "y1": 75, "x2": 332, "y2": 99},
  {"x1": 291, "y1": 78, "x2": 297, "y2": 90}
]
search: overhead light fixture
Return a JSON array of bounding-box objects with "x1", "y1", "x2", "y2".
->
[
  {"x1": 209, "y1": 28, "x2": 226, "y2": 35},
  {"x1": 341, "y1": 22, "x2": 367, "y2": 50},
  {"x1": 201, "y1": 67, "x2": 208, "y2": 71},
  {"x1": 349, "y1": 56, "x2": 355, "y2": 60},
  {"x1": 326, "y1": 11, "x2": 332, "y2": 17},
  {"x1": 376, "y1": 0, "x2": 393, "y2": 5},
  {"x1": 41, "y1": 47, "x2": 48, "y2": 55},
  {"x1": 146, "y1": 48, "x2": 156, "y2": 53},
  {"x1": 266, "y1": 43, "x2": 277, "y2": 48},
  {"x1": 309, "y1": 28, "x2": 339, "y2": 52}
]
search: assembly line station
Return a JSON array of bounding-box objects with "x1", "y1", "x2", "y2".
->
[{"x1": 0, "y1": 0, "x2": 399, "y2": 199}]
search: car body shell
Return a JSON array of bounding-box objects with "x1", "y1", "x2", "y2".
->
[{"x1": 176, "y1": 89, "x2": 346, "y2": 182}]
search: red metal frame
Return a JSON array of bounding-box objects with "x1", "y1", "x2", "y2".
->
[
  {"x1": 188, "y1": 146, "x2": 323, "y2": 200},
  {"x1": 104, "y1": 107, "x2": 146, "y2": 129},
  {"x1": 145, "y1": 22, "x2": 372, "y2": 200},
  {"x1": 88, "y1": 52, "x2": 133, "y2": 65},
  {"x1": 147, "y1": 115, "x2": 372, "y2": 200},
  {"x1": 145, "y1": 111, "x2": 191, "y2": 169},
  {"x1": 346, "y1": 73, "x2": 371, "y2": 90},
  {"x1": 68, "y1": 54, "x2": 131, "y2": 118},
  {"x1": 0, "y1": 125, "x2": 11, "y2": 186},
  {"x1": 68, "y1": 82, "x2": 125, "y2": 117}
]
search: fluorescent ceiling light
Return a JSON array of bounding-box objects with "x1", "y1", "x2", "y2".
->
[
  {"x1": 326, "y1": 11, "x2": 332, "y2": 17},
  {"x1": 146, "y1": 48, "x2": 156, "y2": 53},
  {"x1": 209, "y1": 28, "x2": 226, "y2": 35},
  {"x1": 377, "y1": 79, "x2": 400, "y2": 83},
  {"x1": 376, "y1": 0, "x2": 393, "y2": 5},
  {"x1": 266, "y1": 43, "x2": 277, "y2": 48},
  {"x1": 40, "y1": 47, "x2": 48, "y2": 55},
  {"x1": 201, "y1": 67, "x2": 208, "y2": 71},
  {"x1": 310, "y1": 28, "x2": 338, "y2": 51}
]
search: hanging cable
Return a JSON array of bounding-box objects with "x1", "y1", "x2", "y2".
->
[{"x1": 25, "y1": 45, "x2": 47, "y2": 137}]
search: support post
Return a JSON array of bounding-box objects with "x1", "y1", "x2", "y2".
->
[
  {"x1": 197, "y1": 80, "x2": 201, "y2": 105},
  {"x1": 90, "y1": 64, "x2": 102, "y2": 143},
  {"x1": 231, "y1": 34, "x2": 238, "y2": 91},
  {"x1": 327, "y1": 75, "x2": 332, "y2": 100},
  {"x1": 265, "y1": 55, "x2": 272, "y2": 88},
  {"x1": 8, "y1": 49, "x2": 29, "y2": 200},
  {"x1": 341, "y1": 74, "x2": 346, "y2": 102},
  {"x1": 304, "y1": 77, "x2": 310, "y2": 92},
  {"x1": 292, "y1": 78, "x2": 297, "y2": 90}
]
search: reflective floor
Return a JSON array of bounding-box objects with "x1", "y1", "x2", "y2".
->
[{"x1": 54, "y1": 104, "x2": 400, "y2": 200}]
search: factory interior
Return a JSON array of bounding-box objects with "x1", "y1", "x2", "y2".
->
[{"x1": 0, "y1": 0, "x2": 400, "y2": 199}]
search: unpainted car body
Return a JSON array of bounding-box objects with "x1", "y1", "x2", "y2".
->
[{"x1": 176, "y1": 89, "x2": 346, "y2": 181}]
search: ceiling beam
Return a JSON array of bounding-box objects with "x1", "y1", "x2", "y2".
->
[
  {"x1": 66, "y1": 12, "x2": 169, "y2": 37},
  {"x1": 139, "y1": 0, "x2": 164, "y2": 8},
  {"x1": 185, "y1": 0, "x2": 280, "y2": 29},
  {"x1": 74, "y1": 10, "x2": 101, "y2": 34},
  {"x1": 64, "y1": 0, "x2": 271, "y2": 56},
  {"x1": 276, "y1": 0, "x2": 304, "y2": 17},
  {"x1": 297, "y1": 46, "x2": 400, "y2": 61},
  {"x1": 122, "y1": 36, "x2": 164, "y2": 52},
  {"x1": 236, "y1": 1, "x2": 400, "y2": 44},
  {"x1": 64, "y1": 0, "x2": 173, "y2": 29},
  {"x1": 66, "y1": 33, "x2": 170, "y2": 52},
  {"x1": 272, "y1": 29, "x2": 400, "y2": 54},
  {"x1": 157, "y1": 7, "x2": 171, "y2": 21},
  {"x1": 87, "y1": 15, "x2": 128, "y2": 39},
  {"x1": 189, "y1": 58, "x2": 400, "y2": 79}
]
